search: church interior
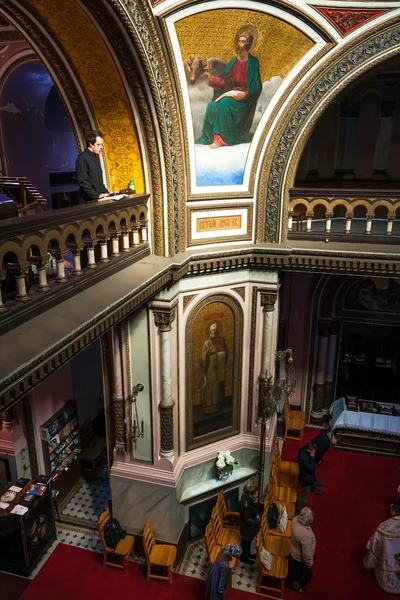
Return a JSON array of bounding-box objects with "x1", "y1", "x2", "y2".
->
[{"x1": 0, "y1": 1, "x2": 399, "y2": 599}]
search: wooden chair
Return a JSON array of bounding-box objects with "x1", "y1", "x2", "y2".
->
[
  {"x1": 271, "y1": 468, "x2": 297, "y2": 504},
  {"x1": 260, "y1": 517, "x2": 290, "y2": 557},
  {"x1": 97, "y1": 509, "x2": 134, "y2": 572},
  {"x1": 217, "y1": 490, "x2": 240, "y2": 527},
  {"x1": 267, "y1": 481, "x2": 295, "y2": 520},
  {"x1": 79, "y1": 419, "x2": 106, "y2": 470},
  {"x1": 284, "y1": 396, "x2": 306, "y2": 443},
  {"x1": 204, "y1": 522, "x2": 237, "y2": 585},
  {"x1": 274, "y1": 442, "x2": 299, "y2": 476},
  {"x1": 211, "y1": 505, "x2": 241, "y2": 546},
  {"x1": 142, "y1": 520, "x2": 177, "y2": 584},
  {"x1": 256, "y1": 531, "x2": 288, "y2": 597}
]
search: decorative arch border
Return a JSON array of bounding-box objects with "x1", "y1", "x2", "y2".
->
[
  {"x1": 185, "y1": 292, "x2": 243, "y2": 451},
  {"x1": 260, "y1": 20, "x2": 400, "y2": 243}
]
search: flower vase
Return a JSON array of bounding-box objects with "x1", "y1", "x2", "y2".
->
[{"x1": 218, "y1": 470, "x2": 230, "y2": 481}]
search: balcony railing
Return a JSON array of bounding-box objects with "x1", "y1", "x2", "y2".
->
[
  {"x1": 0, "y1": 194, "x2": 150, "y2": 332},
  {"x1": 288, "y1": 188, "x2": 400, "y2": 242}
]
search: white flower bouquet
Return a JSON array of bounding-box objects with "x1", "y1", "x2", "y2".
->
[{"x1": 215, "y1": 450, "x2": 238, "y2": 478}]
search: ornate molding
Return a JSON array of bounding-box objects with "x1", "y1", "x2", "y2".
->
[
  {"x1": 317, "y1": 8, "x2": 387, "y2": 36},
  {"x1": 159, "y1": 404, "x2": 174, "y2": 456},
  {"x1": 261, "y1": 21, "x2": 400, "y2": 244},
  {"x1": 114, "y1": 0, "x2": 185, "y2": 255},
  {"x1": 247, "y1": 286, "x2": 259, "y2": 432},
  {"x1": 81, "y1": 0, "x2": 165, "y2": 256},
  {"x1": 153, "y1": 307, "x2": 176, "y2": 332},
  {"x1": 260, "y1": 291, "x2": 278, "y2": 312},
  {"x1": 232, "y1": 287, "x2": 245, "y2": 302},
  {"x1": 183, "y1": 294, "x2": 197, "y2": 313},
  {"x1": 113, "y1": 394, "x2": 125, "y2": 453}
]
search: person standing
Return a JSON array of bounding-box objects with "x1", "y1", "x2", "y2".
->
[
  {"x1": 75, "y1": 129, "x2": 109, "y2": 204},
  {"x1": 206, "y1": 544, "x2": 242, "y2": 600},
  {"x1": 238, "y1": 483, "x2": 260, "y2": 565},
  {"x1": 364, "y1": 501, "x2": 400, "y2": 594},
  {"x1": 295, "y1": 442, "x2": 324, "y2": 515},
  {"x1": 288, "y1": 507, "x2": 316, "y2": 594}
]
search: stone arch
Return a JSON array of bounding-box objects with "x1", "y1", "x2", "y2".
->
[
  {"x1": 21, "y1": 235, "x2": 46, "y2": 259},
  {"x1": 2, "y1": 0, "x2": 167, "y2": 255},
  {"x1": 259, "y1": 21, "x2": 400, "y2": 243}
]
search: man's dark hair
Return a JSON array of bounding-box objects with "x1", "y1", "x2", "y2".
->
[
  {"x1": 391, "y1": 501, "x2": 400, "y2": 516},
  {"x1": 245, "y1": 34, "x2": 254, "y2": 52},
  {"x1": 86, "y1": 129, "x2": 104, "y2": 147},
  {"x1": 307, "y1": 442, "x2": 318, "y2": 451}
]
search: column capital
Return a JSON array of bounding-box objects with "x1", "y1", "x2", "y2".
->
[
  {"x1": 51, "y1": 249, "x2": 68, "y2": 262},
  {"x1": 325, "y1": 212, "x2": 334, "y2": 219},
  {"x1": 29, "y1": 253, "x2": 50, "y2": 268},
  {"x1": 260, "y1": 290, "x2": 278, "y2": 312},
  {"x1": 7, "y1": 261, "x2": 30, "y2": 276},
  {"x1": 153, "y1": 307, "x2": 176, "y2": 332}
]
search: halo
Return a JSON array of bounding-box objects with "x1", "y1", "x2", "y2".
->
[{"x1": 234, "y1": 25, "x2": 259, "y2": 52}]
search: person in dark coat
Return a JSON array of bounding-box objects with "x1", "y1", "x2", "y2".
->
[
  {"x1": 310, "y1": 430, "x2": 331, "y2": 464},
  {"x1": 295, "y1": 442, "x2": 325, "y2": 515},
  {"x1": 75, "y1": 129, "x2": 109, "y2": 204},
  {"x1": 238, "y1": 483, "x2": 261, "y2": 565},
  {"x1": 206, "y1": 544, "x2": 242, "y2": 600}
]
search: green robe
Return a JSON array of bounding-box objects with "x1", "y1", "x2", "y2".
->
[{"x1": 196, "y1": 54, "x2": 262, "y2": 146}]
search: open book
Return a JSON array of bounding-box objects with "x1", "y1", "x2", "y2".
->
[{"x1": 215, "y1": 90, "x2": 244, "y2": 103}]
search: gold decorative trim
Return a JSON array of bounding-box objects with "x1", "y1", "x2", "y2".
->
[
  {"x1": 183, "y1": 294, "x2": 197, "y2": 313},
  {"x1": 232, "y1": 287, "x2": 245, "y2": 302},
  {"x1": 187, "y1": 204, "x2": 253, "y2": 247},
  {"x1": 185, "y1": 293, "x2": 243, "y2": 451}
]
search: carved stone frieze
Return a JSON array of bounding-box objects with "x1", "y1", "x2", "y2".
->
[
  {"x1": 113, "y1": 394, "x2": 125, "y2": 453},
  {"x1": 318, "y1": 8, "x2": 386, "y2": 36},
  {"x1": 153, "y1": 307, "x2": 176, "y2": 332}
]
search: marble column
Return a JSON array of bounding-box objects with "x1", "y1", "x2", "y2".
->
[
  {"x1": 153, "y1": 307, "x2": 176, "y2": 458},
  {"x1": 29, "y1": 253, "x2": 50, "y2": 291},
  {"x1": 325, "y1": 212, "x2": 333, "y2": 233},
  {"x1": 259, "y1": 291, "x2": 278, "y2": 380},
  {"x1": 131, "y1": 224, "x2": 140, "y2": 246},
  {"x1": 85, "y1": 240, "x2": 98, "y2": 268},
  {"x1": 121, "y1": 230, "x2": 131, "y2": 252},
  {"x1": 70, "y1": 245, "x2": 84, "y2": 276},
  {"x1": 306, "y1": 211, "x2": 313, "y2": 232},
  {"x1": 365, "y1": 215, "x2": 373, "y2": 235},
  {"x1": 386, "y1": 215, "x2": 395, "y2": 236},
  {"x1": 52, "y1": 250, "x2": 68, "y2": 283},
  {"x1": 8, "y1": 262, "x2": 30, "y2": 301},
  {"x1": 288, "y1": 210, "x2": 294, "y2": 232},
  {"x1": 311, "y1": 321, "x2": 331, "y2": 421},
  {"x1": 112, "y1": 325, "x2": 125, "y2": 454},
  {"x1": 323, "y1": 322, "x2": 339, "y2": 412},
  {"x1": 140, "y1": 220, "x2": 148, "y2": 242},
  {"x1": 345, "y1": 214, "x2": 353, "y2": 234},
  {"x1": 98, "y1": 235, "x2": 110, "y2": 262},
  {"x1": 110, "y1": 234, "x2": 120, "y2": 257}
]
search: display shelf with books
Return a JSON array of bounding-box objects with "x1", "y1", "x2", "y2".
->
[{"x1": 41, "y1": 400, "x2": 82, "y2": 484}]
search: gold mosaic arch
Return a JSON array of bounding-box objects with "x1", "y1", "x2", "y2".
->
[{"x1": 24, "y1": 0, "x2": 145, "y2": 194}]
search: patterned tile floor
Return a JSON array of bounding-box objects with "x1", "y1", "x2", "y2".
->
[
  {"x1": 60, "y1": 478, "x2": 109, "y2": 527},
  {"x1": 178, "y1": 539, "x2": 258, "y2": 594}
]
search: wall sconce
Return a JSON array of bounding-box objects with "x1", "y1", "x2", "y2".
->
[
  {"x1": 129, "y1": 383, "x2": 144, "y2": 443},
  {"x1": 276, "y1": 348, "x2": 296, "y2": 398}
]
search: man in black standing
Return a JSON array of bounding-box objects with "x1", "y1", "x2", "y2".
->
[
  {"x1": 238, "y1": 483, "x2": 261, "y2": 565},
  {"x1": 295, "y1": 442, "x2": 325, "y2": 515},
  {"x1": 75, "y1": 130, "x2": 109, "y2": 204}
]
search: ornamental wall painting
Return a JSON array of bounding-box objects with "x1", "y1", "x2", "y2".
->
[
  {"x1": 185, "y1": 295, "x2": 243, "y2": 451},
  {"x1": 173, "y1": 8, "x2": 315, "y2": 189}
]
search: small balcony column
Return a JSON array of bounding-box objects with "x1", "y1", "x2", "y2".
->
[
  {"x1": 70, "y1": 245, "x2": 84, "y2": 276},
  {"x1": 29, "y1": 253, "x2": 50, "y2": 291},
  {"x1": 131, "y1": 224, "x2": 140, "y2": 246},
  {"x1": 0, "y1": 269, "x2": 8, "y2": 312},
  {"x1": 8, "y1": 261, "x2": 30, "y2": 301},
  {"x1": 140, "y1": 219, "x2": 148, "y2": 242},
  {"x1": 345, "y1": 214, "x2": 353, "y2": 234},
  {"x1": 325, "y1": 212, "x2": 334, "y2": 233},
  {"x1": 121, "y1": 229, "x2": 131, "y2": 253},
  {"x1": 110, "y1": 233, "x2": 120, "y2": 257},
  {"x1": 386, "y1": 215, "x2": 395, "y2": 236},
  {"x1": 97, "y1": 234, "x2": 110, "y2": 262},
  {"x1": 84, "y1": 240, "x2": 98, "y2": 268},
  {"x1": 306, "y1": 211, "x2": 313, "y2": 232},
  {"x1": 288, "y1": 210, "x2": 294, "y2": 232},
  {"x1": 51, "y1": 250, "x2": 68, "y2": 283},
  {"x1": 365, "y1": 214, "x2": 373, "y2": 235}
]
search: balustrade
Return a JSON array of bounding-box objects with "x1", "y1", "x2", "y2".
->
[
  {"x1": 0, "y1": 194, "x2": 149, "y2": 315},
  {"x1": 289, "y1": 188, "x2": 400, "y2": 242}
]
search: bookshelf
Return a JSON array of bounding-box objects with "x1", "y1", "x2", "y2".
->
[{"x1": 40, "y1": 400, "x2": 82, "y2": 494}]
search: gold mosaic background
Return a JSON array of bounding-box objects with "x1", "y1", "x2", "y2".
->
[
  {"x1": 176, "y1": 9, "x2": 314, "y2": 83},
  {"x1": 192, "y1": 301, "x2": 234, "y2": 406},
  {"x1": 26, "y1": 0, "x2": 145, "y2": 193}
]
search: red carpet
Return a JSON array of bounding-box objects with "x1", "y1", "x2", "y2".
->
[
  {"x1": 281, "y1": 427, "x2": 400, "y2": 600},
  {"x1": 20, "y1": 543, "x2": 256, "y2": 600},
  {"x1": 20, "y1": 428, "x2": 399, "y2": 600}
]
